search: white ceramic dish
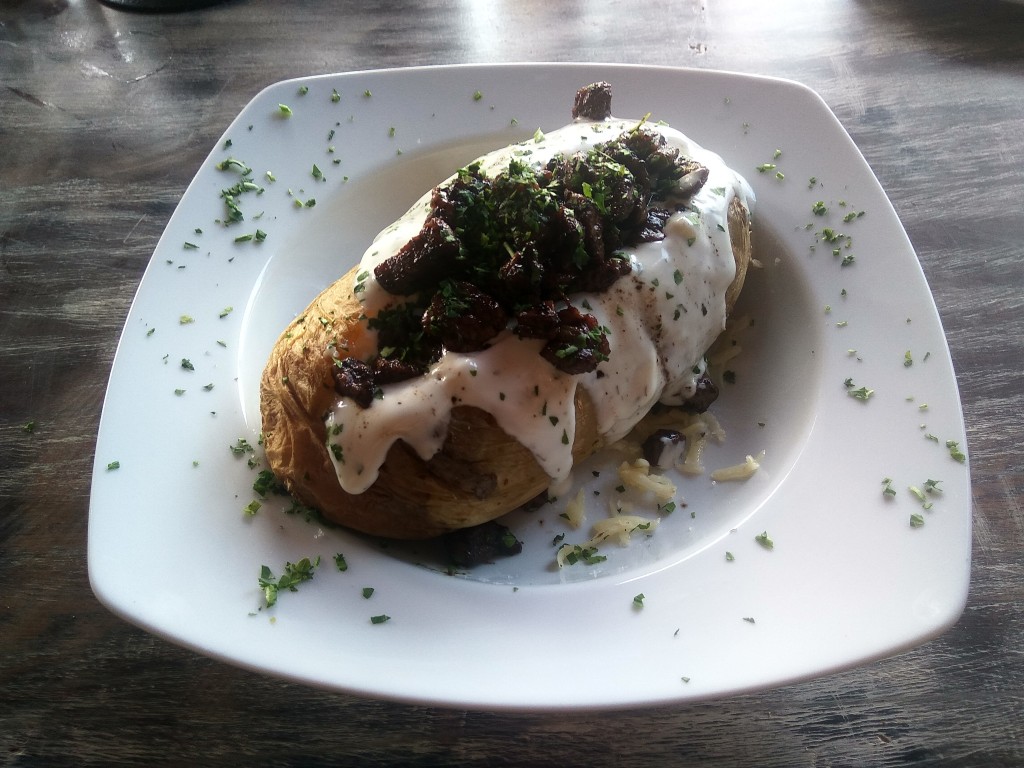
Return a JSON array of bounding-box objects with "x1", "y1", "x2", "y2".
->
[{"x1": 89, "y1": 64, "x2": 971, "y2": 710}]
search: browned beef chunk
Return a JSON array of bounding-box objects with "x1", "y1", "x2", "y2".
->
[
  {"x1": 373, "y1": 218, "x2": 461, "y2": 295},
  {"x1": 422, "y1": 281, "x2": 509, "y2": 352},
  {"x1": 631, "y1": 207, "x2": 672, "y2": 243},
  {"x1": 331, "y1": 357, "x2": 376, "y2": 408},
  {"x1": 443, "y1": 520, "x2": 523, "y2": 567},
  {"x1": 541, "y1": 306, "x2": 610, "y2": 375},
  {"x1": 497, "y1": 244, "x2": 546, "y2": 305},
  {"x1": 681, "y1": 371, "x2": 719, "y2": 413},
  {"x1": 513, "y1": 300, "x2": 560, "y2": 340},
  {"x1": 572, "y1": 82, "x2": 613, "y2": 121},
  {"x1": 571, "y1": 252, "x2": 632, "y2": 294},
  {"x1": 642, "y1": 428, "x2": 686, "y2": 468},
  {"x1": 372, "y1": 356, "x2": 424, "y2": 385}
]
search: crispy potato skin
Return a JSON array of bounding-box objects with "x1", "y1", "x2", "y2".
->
[{"x1": 259, "y1": 199, "x2": 751, "y2": 539}]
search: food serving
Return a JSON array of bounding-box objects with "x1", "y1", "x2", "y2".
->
[{"x1": 259, "y1": 82, "x2": 754, "y2": 543}]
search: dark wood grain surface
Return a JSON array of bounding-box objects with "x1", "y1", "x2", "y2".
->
[{"x1": 2, "y1": 0, "x2": 1022, "y2": 765}]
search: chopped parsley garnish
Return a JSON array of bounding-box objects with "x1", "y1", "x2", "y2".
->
[
  {"x1": 181, "y1": 358, "x2": 194, "y2": 371},
  {"x1": 848, "y1": 386, "x2": 873, "y2": 400},
  {"x1": 334, "y1": 553, "x2": 348, "y2": 571},
  {"x1": 229, "y1": 438, "x2": 255, "y2": 457},
  {"x1": 370, "y1": 614, "x2": 390, "y2": 624},
  {"x1": 216, "y1": 157, "x2": 252, "y2": 175},
  {"x1": 755, "y1": 531, "x2": 774, "y2": 550},
  {"x1": 253, "y1": 469, "x2": 286, "y2": 497},
  {"x1": 844, "y1": 379, "x2": 874, "y2": 400},
  {"x1": 812, "y1": 201, "x2": 828, "y2": 216},
  {"x1": 558, "y1": 544, "x2": 607, "y2": 566},
  {"x1": 910, "y1": 513, "x2": 925, "y2": 529},
  {"x1": 946, "y1": 440, "x2": 966, "y2": 463},
  {"x1": 106, "y1": 460, "x2": 120, "y2": 471},
  {"x1": 361, "y1": 587, "x2": 375, "y2": 599},
  {"x1": 258, "y1": 556, "x2": 320, "y2": 607},
  {"x1": 22, "y1": 421, "x2": 36, "y2": 434},
  {"x1": 633, "y1": 593, "x2": 645, "y2": 608}
]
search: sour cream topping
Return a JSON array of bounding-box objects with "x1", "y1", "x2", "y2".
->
[{"x1": 325, "y1": 117, "x2": 754, "y2": 495}]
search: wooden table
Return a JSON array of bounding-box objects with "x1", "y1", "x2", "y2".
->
[{"x1": 2, "y1": 0, "x2": 1022, "y2": 764}]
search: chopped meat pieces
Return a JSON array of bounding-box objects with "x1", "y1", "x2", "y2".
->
[
  {"x1": 681, "y1": 371, "x2": 719, "y2": 413},
  {"x1": 347, "y1": 84, "x2": 712, "y2": 407},
  {"x1": 422, "y1": 281, "x2": 509, "y2": 353},
  {"x1": 443, "y1": 520, "x2": 523, "y2": 567},
  {"x1": 513, "y1": 300, "x2": 560, "y2": 340},
  {"x1": 331, "y1": 357, "x2": 376, "y2": 408},
  {"x1": 540, "y1": 306, "x2": 610, "y2": 375},
  {"x1": 374, "y1": 218, "x2": 461, "y2": 295},
  {"x1": 642, "y1": 428, "x2": 686, "y2": 468},
  {"x1": 571, "y1": 81, "x2": 613, "y2": 121}
]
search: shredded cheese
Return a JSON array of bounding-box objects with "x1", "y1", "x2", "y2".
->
[
  {"x1": 618, "y1": 459, "x2": 676, "y2": 502},
  {"x1": 710, "y1": 451, "x2": 765, "y2": 481},
  {"x1": 562, "y1": 488, "x2": 586, "y2": 529}
]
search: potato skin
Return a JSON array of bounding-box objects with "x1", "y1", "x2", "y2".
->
[{"x1": 259, "y1": 199, "x2": 751, "y2": 539}]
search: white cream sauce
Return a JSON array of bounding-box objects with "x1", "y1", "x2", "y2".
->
[{"x1": 325, "y1": 117, "x2": 754, "y2": 495}]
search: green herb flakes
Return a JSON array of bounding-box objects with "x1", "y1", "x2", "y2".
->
[
  {"x1": 258, "y1": 556, "x2": 320, "y2": 607},
  {"x1": 334, "y1": 553, "x2": 348, "y2": 572},
  {"x1": 106, "y1": 460, "x2": 120, "y2": 471},
  {"x1": 181, "y1": 358, "x2": 194, "y2": 371},
  {"x1": 361, "y1": 587, "x2": 375, "y2": 599},
  {"x1": 253, "y1": 469, "x2": 286, "y2": 498},
  {"x1": 633, "y1": 593, "x2": 645, "y2": 608},
  {"x1": 277, "y1": 103, "x2": 293, "y2": 117},
  {"x1": 755, "y1": 531, "x2": 774, "y2": 550},
  {"x1": 370, "y1": 614, "x2": 391, "y2": 624},
  {"x1": 910, "y1": 513, "x2": 925, "y2": 529},
  {"x1": 229, "y1": 437, "x2": 255, "y2": 457},
  {"x1": 946, "y1": 440, "x2": 966, "y2": 463}
]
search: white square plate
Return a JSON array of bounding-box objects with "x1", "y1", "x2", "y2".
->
[{"x1": 89, "y1": 64, "x2": 970, "y2": 710}]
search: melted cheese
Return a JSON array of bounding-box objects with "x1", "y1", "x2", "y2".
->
[{"x1": 325, "y1": 117, "x2": 754, "y2": 494}]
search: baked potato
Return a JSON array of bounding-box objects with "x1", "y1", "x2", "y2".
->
[{"x1": 260, "y1": 83, "x2": 754, "y2": 540}]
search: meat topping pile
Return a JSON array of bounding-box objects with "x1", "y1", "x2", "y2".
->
[{"x1": 333, "y1": 84, "x2": 710, "y2": 409}]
